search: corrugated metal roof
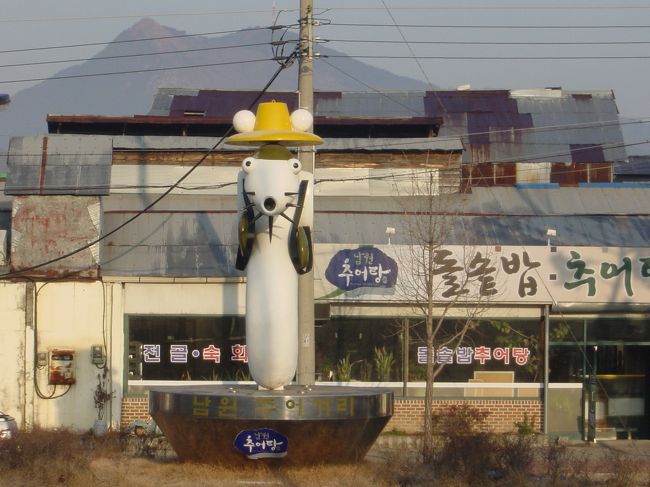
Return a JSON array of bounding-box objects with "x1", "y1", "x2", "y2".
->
[
  {"x1": 148, "y1": 88, "x2": 625, "y2": 165},
  {"x1": 112, "y1": 135, "x2": 463, "y2": 152},
  {"x1": 317, "y1": 91, "x2": 426, "y2": 118},
  {"x1": 44, "y1": 88, "x2": 624, "y2": 168},
  {"x1": 6, "y1": 135, "x2": 112, "y2": 195},
  {"x1": 102, "y1": 194, "x2": 237, "y2": 277},
  {"x1": 616, "y1": 156, "x2": 650, "y2": 179},
  {"x1": 469, "y1": 187, "x2": 650, "y2": 215},
  {"x1": 318, "y1": 137, "x2": 462, "y2": 152},
  {"x1": 100, "y1": 187, "x2": 650, "y2": 277}
]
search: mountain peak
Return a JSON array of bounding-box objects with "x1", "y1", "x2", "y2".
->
[{"x1": 114, "y1": 17, "x2": 184, "y2": 42}]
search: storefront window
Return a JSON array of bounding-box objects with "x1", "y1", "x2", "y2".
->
[
  {"x1": 549, "y1": 318, "x2": 649, "y2": 438},
  {"x1": 127, "y1": 315, "x2": 248, "y2": 381},
  {"x1": 315, "y1": 317, "x2": 540, "y2": 383},
  {"x1": 408, "y1": 319, "x2": 540, "y2": 383},
  {"x1": 315, "y1": 318, "x2": 403, "y2": 381}
]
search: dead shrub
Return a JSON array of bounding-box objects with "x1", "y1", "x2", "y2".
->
[
  {"x1": 544, "y1": 441, "x2": 569, "y2": 486},
  {"x1": 496, "y1": 433, "x2": 537, "y2": 476},
  {"x1": 430, "y1": 404, "x2": 501, "y2": 484},
  {"x1": 0, "y1": 429, "x2": 98, "y2": 486}
]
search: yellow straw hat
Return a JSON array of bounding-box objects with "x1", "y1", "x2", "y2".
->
[{"x1": 225, "y1": 101, "x2": 323, "y2": 146}]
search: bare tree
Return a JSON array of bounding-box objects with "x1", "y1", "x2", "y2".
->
[{"x1": 394, "y1": 168, "x2": 500, "y2": 463}]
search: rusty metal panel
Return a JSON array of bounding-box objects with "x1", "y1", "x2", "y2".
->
[
  {"x1": 10, "y1": 195, "x2": 101, "y2": 278},
  {"x1": 101, "y1": 194, "x2": 239, "y2": 277},
  {"x1": 615, "y1": 156, "x2": 650, "y2": 181},
  {"x1": 320, "y1": 92, "x2": 425, "y2": 117},
  {"x1": 6, "y1": 135, "x2": 111, "y2": 196},
  {"x1": 424, "y1": 89, "x2": 624, "y2": 167}
]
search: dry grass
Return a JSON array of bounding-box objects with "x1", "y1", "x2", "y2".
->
[
  {"x1": 0, "y1": 429, "x2": 400, "y2": 487},
  {"x1": 1, "y1": 428, "x2": 650, "y2": 487}
]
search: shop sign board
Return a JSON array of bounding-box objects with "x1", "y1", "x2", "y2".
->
[
  {"x1": 234, "y1": 428, "x2": 288, "y2": 459},
  {"x1": 324, "y1": 246, "x2": 397, "y2": 292},
  {"x1": 141, "y1": 343, "x2": 248, "y2": 365},
  {"x1": 316, "y1": 244, "x2": 650, "y2": 304}
]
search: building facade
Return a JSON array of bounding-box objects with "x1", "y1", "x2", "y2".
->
[{"x1": 0, "y1": 89, "x2": 647, "y2": 440}]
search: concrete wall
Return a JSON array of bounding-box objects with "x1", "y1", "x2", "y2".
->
[
  {"x1": 386, "y1": 399, "x2": 544, "y2": 434},
  {"x1": 0, "y1": 281, "x2": 124, "y2": 432},
  {"x1": 0, "y1": 282, "x2": 28, "y2": 427},
  {"x1": 0, "y1": 279, "x2": 247, "y2": 433},
  {"x1": 120, "y1": 396, "x2": 544, "y2": 435},
  {"x1": 30, "y1": 281, "x2": 115, "y2": 430}
]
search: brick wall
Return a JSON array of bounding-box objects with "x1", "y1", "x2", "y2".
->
[
  {"x1": 385, "y1": 398, "x2": 543, "y2": 434},
  {"x1": 121, "y1": 395, "x2": 543, "y2": 434},
  {"x1": 120, "y1": 396, "x2": 150, "y2": 429}
]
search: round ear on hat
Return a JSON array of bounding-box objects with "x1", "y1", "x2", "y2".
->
[{"x1": 233, "y1": 110, "x2": 256, "y2": 133}]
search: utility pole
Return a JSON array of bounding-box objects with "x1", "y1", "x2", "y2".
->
[{"x1": 296, "y1": 0, "x2": 315, "y2": 385}]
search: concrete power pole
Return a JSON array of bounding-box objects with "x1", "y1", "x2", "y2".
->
[{"x1": 296, "y1": 0, "x2": 315, "y2": 385}]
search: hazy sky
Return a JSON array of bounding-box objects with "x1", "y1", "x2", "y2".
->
[{"x1": 1, "y1": 1, "x2": 649, "y2": 122}]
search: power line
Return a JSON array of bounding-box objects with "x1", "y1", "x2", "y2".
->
[
  {"x1": 324, "y1": 54, "x2": 650, "y2": 60},
  {"x1": 379, "y1": 0, "x2": 435, "y2": 91},
  {"x1": 328, "y1": 22, "x2": 650, "y2": 29},
  {"x1": 0, "y1": 10, "x2": 298, "y2": 24},
  {"x1": 0, "y1": 25, "x2": 293, "y2": 55},
  {"x1": 3, "y1": 5, "x2": 650, "y2": 24},
  {"x1": 0, "y1": 58, "x2": 281, "y2": 85},
  {"x1": 0, "y1": 41, "x2": 281, "y2": 70},
  {"x1": 320, "y1": 6, "x2": 650, "y2": 12},
  {"x1": 327, "y1": 38, "x2": 650, "y2": 46}
]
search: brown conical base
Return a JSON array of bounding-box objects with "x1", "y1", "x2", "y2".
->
[{"x1": 149, "y1": 384, "x2": 393, "y2": 465}]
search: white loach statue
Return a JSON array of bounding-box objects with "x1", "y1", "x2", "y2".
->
[{"x1": 226, "y1": 101, "x2": 323, "y2": 390}]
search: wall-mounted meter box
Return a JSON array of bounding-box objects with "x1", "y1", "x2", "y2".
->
[
  {"x1": 91, "y1": 345, "x2": 105, "y2": 365},
  {"x1": 49, "y1": 349, "x2": 76, "y2": 385}
]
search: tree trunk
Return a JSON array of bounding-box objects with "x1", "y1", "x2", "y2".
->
[{"x1": 422, "y1": 319, "x2": 435, "y2": 463}]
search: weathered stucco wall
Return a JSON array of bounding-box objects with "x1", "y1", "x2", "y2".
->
[
  {"x1": 0, "y1": 281, "x2": 125, "y2": 432},
  {"x1": 0, "y1": 282, "x2": 27, "y2": 426}
]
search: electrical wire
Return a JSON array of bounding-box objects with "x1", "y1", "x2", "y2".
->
[
  {"x1": 0, "y1": 25, "x2": 295, "y2": 55},
  {"x1": 319, "y1": 6, "x2": 650, "y2": 12},
  {"x1": 328, "y1": 22, "x2": 650, "y2": 29},
  {"x1": 327, "y1": 38, "x2": 650, "y2": 46},
  {"x1": 0, "y1": 9, "x2": 299, "y2": 24},
  {"x1": 379, "y1": 0, "x2": 435, "y2": 91},
  {"x1": 0, "y1": 58, "x2": 282, "y2": 85},
  {"x1": 0, "y1": 41, "x2": 282, "y2": 70},
  {"x1": 0, "y1": 49, "x2": 299, "y2": 279},
  {"x1": 324, "y1": 54, "x2": 650, "y2": 60}
]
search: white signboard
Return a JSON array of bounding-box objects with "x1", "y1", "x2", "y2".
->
[{"x1": 314, "y1": 244, "x2": 650, "y2": 305}]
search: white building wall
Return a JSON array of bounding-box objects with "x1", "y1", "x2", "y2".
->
[
  {"x1": 30, "y1": 281, "x2": 109, "y2": 430},
  {"x1": 0, "y1": 279, "x2": 246, "y2": 432},
  {"x1": 0, "y1": 282, "x2": 27, "y2": 427},
  {"x1": 123, "y1": 282, "x2": 245, "y2": 315}
]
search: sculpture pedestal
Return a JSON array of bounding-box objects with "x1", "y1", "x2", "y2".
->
[{"x1": 149, "y1": 384, "x2": 393, "y2": 465}]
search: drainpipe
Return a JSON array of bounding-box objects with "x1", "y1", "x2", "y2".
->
[
  {"x1": 402, "y1": 318, "x2": 409, "y2": 397},
  {"x1": 23, "y1": 281, "x2": 36, "y2": 430},
  {"x1": 544, "y1": 304, "x2": 550, "y2": 435}
]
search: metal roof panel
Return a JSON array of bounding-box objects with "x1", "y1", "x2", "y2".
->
[{"x1": 6, "y1": 135, "x2": 112, "y2": 195}]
